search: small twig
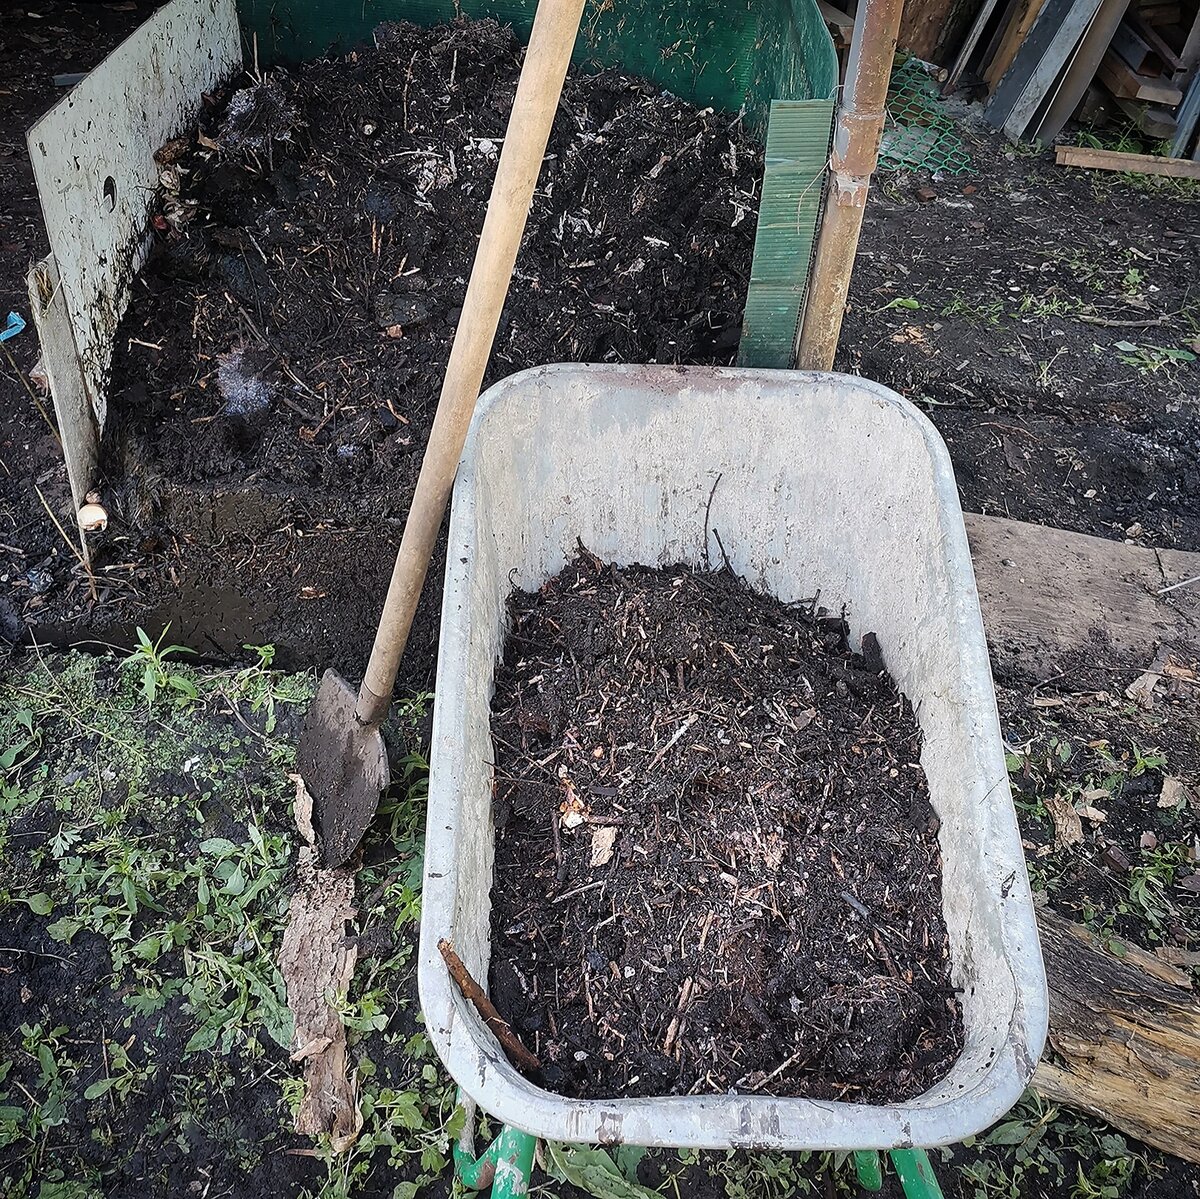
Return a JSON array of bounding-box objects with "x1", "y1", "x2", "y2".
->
[
  {"x1": 1158, "y1": 573, "x2": 1200, "y2": 596},
  {"x1": 33, "y1": 484, "x2": 96, "y2": 599},
  {"x1": 703, "y1": 471, "x2": 722, "y2": 570},
  {"x1": 2, "y1": 343, "x2": 61, "y2": 449},
  {"x1": 647, "y1": 713, "x2": 698, "y2": 772},
  {"x1": 437, "y1": 939, "x2": 540, "y2": 1074},
  {"x1": 711, "y1": 526, "x2": 733, "y2": 573},
  {"x1": 551, "y1": 879, "x2": 606, "y2": 904},
  {"x1": 1078, "y1": 314, "x2": 1167, "y2": 328}
]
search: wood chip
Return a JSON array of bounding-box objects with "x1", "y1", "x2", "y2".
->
[
  {"x1": 1125, "y1": 644, "x2": 1173, "y2": 709},
  {"x1": 590, "y1": 825, "x2": 618, "y2": 868}
]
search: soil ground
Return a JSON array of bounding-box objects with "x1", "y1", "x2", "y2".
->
[
  {"x1": 488, "y1": 553, "x2": 961, "y2": 1103},
  {"x1": 0, "y1": 7, "x2": 1198, "y2": 1199}
]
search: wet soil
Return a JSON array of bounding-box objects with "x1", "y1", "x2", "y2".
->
[
  {"x1": 0, "y1": 1, "x2": 165, "y2": 648},
  {"x1": 18, "y1": 18, "x2": 761, "y2": 686},
  {"x1": 487, "y1": 551, "x2": 963, "y2": 1102}
]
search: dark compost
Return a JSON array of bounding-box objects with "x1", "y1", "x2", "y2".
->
[{"x1": 488, "y1": 551, "x2": 964, "y2": 1102}]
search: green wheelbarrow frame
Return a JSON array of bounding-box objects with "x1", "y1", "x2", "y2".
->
[{"x1": 453, "y1": 1095, "x2": 945, "y2": 1198}]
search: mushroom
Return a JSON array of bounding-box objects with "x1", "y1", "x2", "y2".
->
[{"x1": 78, "y1": 503, "x2": 108, "y2": 532}]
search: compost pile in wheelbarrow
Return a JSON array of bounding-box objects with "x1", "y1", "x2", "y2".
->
[
  {"x1": 489, "y1": 551, "x2": 964, "y2": 1102},
  {"x1": 84, "y1": 18, "x2": 761, "y2": 676}
]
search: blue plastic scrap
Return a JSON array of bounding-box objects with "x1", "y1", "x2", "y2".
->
[{"x1": 1, "y1": 312, "x2": 25, "y2": 342}]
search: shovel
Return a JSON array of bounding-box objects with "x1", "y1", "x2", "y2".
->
[{"x1": 297, "y1": 0, "x2": 587, "y2": 867}]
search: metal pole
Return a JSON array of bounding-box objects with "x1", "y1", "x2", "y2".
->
[{"x1": 796, "y1": 0, "x2": 907, "y2": 370}]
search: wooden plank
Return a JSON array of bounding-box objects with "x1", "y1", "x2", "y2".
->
[
  {"x1": 25, "y1": 0, "x2": 241, "y2": 501},
  {"x1": 1110, "y1": 92, "x2": 1180, "y2": 135},
  {"x1": 1170, "y1": 69, "x2": 1200, "y2": 157},
  {"x1": 1130, "y1": 13, "x2": 1185, "y2": 68},
  {"x1": 1182, "y1": 9, "x2": 1200, "y2": 70},
  {"x1": 978, "y1": 0, "x2": 1023, "y2": 76},
  {"x1": 1136, "y1": 2, "x2": 1180, "y2": 24},
  {"x1": 1031, "y1": 0, "x2": 1134, "y2": 142},
  {"x1": 986, "y1": 0, "x2": 1081, "y2": 125},
  {"x1": 964, "y1": 513, "x2": 1200, "y2": 669},
  {"x1": 817, "y1": 0, "x2": 855, "y2": 46},
  {"x1": 1112, "y1": 19, "x2": 1166, "y2": 72},
  {"x1": 943, "y1": 0, "x2": 1005, "y2": 91},
  {"x1": 1098, "y1": 49, "x2": 1185, "y2": 100},
  {"x1": 986, "y1": 0, "x2": 1046, "y2": 88},
  {"x1": 1000, "y1": 0, "x2": 1105, "y2": 139},
  {"x1": 1057, "y1": 142, "x2": 1200, "y2": 175},
  {"x1": 26, "y1": 256, "x2": 97, "y2": 520},
  {"x1": 1032, "y1": 910, "x2": 1200, "y2": 1166}
]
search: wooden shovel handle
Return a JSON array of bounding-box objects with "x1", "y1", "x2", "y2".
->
[{"x1": 356, "y1": 0, "x2": 586, "y2": 724}]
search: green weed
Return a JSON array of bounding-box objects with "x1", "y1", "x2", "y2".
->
[{"x1": 124, "y1": 625, "x2": 198, "y2": 705}]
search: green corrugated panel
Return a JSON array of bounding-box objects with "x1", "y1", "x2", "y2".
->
[{"x1": 739, "y1": 97, "x2": 834, "y2": 368}]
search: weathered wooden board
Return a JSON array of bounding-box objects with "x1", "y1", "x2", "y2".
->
[
  {"x1": 1056, "y1": 142, "x2": 1200, "y2": 175},
  {"x1": 986, "y1": 0, "x2": 1046, "y2": 88},
  {"x1": 1030, "y1": 0, "x2": 1134, "y2": 142},
  {"x1": 26, "y1": 0, "x2": 240, "y2": 510},
  {"x1": 1098, "y1": 49, "x2": 1184, "y2": 101},
  {"x1": 964, "y1": 513, "x2": 1200, "y2": 668},
  {"x1": 1000, "y1": 0, "x2": 1105, "y2": 139},
  {"x1": 986, "y1": 0, "x2": 1083, "y2": 126}
]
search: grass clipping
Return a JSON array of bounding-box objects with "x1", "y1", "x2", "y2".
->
[{"x1": 280, "y1": 773, "x2": 362, "y2": 1150}]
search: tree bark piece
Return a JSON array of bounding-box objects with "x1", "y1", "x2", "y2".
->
[
  {"x1": 280, "y1": 775, "x2": 361, "y2": 1151},
  {"x1": 1033, "y1": 909, "x2": 1200, "y2": 1163}
]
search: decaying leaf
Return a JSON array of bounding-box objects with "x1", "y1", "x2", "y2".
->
[
  {"x1": 590, "y1": 825, "x2": 618, "y2": 868},
  {"x1": 1125, "y1": 645, "x2": 1173, "y2": 709},
  {"x1": 1046, "y1": 794, "x2": 1083, "y2": 850},
  {"x1": 1159, "y1": 777, "x2": 1192, "y2": 809},
  {"x1": 543, "y1": 1141, "x2": 658, "y2": 1199}
]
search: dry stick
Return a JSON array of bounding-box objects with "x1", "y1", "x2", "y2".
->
[
  {"x1": 437, "y1": 939, "x2": 540, "y2": 1074},
  {"x1": 2, "y1": 343, "x2": 61, "y2": 449},
  {"x1": 33, "y1": 483, "x2": 97, "y2": 601},
  {"x1": 1158, "y1": 573, "x2": 1200, "y2": 596}
]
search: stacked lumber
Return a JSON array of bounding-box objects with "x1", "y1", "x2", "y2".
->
[{"x1": 943, "y1": 0, "x2": 1200, "y2": 156}]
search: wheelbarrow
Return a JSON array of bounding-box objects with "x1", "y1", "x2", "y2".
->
[{"x1": 417, "y1": 364, "x2": 1048, "y2": 1196}]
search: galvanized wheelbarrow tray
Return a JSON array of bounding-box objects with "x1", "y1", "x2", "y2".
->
[{"x1": 418, "y1": 364, "x2": 1048, "y2": 1190}]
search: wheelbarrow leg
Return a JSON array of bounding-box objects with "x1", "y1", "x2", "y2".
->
[
  {"x1": 889, "y1": 1148, "x2": 944, "y2": 1199},
  {"x1": 853, "y1": 1150, "x2": 884, "y2": 1191},
  {"x1": 454, "y1": 1095, "x2": 537, "y2": 1198}
]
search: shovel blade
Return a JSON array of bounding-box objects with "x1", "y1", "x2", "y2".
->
[{"x1": 297, "y1": 669, "x2": 390, "y2": 867}]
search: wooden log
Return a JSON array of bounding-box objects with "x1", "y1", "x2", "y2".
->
[
  {"x1": 1032, "y1": 909, "x2": 1200, "y2": 1165},
  {"x1": 1098, "y1": 49, "x2": 1185, "y2": 101}
]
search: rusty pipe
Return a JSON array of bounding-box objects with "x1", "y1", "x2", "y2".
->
[{"x1": 796, "y1": 0, "x2": 907, "y2": 370}]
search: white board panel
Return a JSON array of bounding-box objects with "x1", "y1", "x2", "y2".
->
[{"x1": 26, "y1": 0, "x2": 240, "y2": 499}]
